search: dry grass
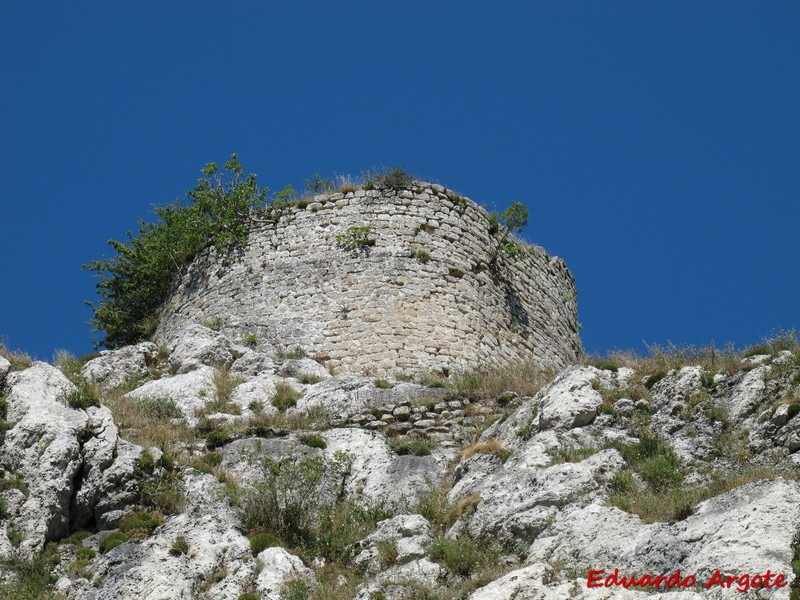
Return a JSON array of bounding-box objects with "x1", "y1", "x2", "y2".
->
[
  {"x1": 593, "y1": 330, "x2": 799, "y2": 378},
  {"x1": 462, "y1": 440, "x2": 512, "y2": 462},
  {"x1": 0, "y1": 341, "x2": 33, "y2": 371},
  {"x1": 609, "y1": 466, "x2": 800, "y2": 524},
  {"x1": 450, "y1": 363, "x2": 557, "y2": 400},
  {"x1": 102, "y1": 387, "x2": 194, "y2": 458}
]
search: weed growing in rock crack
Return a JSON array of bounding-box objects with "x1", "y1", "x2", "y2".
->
[
  {"x1": 278, "y1": 347, "x2": 307, "y2": 360},
  {"x1": 272, "y1": 382, "x2": 301, "y2": 411},
  {"x1": 336, "y1": 225, "x2": 374, "y2": 251},
  {"x1": 0, "y1": 341, "x2": 33, "y2": 371},
  {"x1": 462, "y1": 440, "x2": 513, "y2": 463},
  {"x1": 169, "y1": 535, "x2": 190, "y2": 556},
  {"x1": 389, "y1": 437, "x2": 433, "y2": 456},
  {"x1": 0, "y1": 555, "x2": 59, "y2": 599},
  {"x1": 243, "y1": 332, "x2": 257, "y2": 347},
  {"x1": 212, "y1": 367, "x2": 245, "y2": 405},
  {"x1": 413, "y1": 248, "x2": 431, "y2": 263},
  {"x1": 548, "y1": 446, "x2": 600, "y2": 464},
  {"x1": 373, "y1": 378, "x2": 394, "y2": 389},
  {"x1": 238, "y1": 450, "x2": 395, "y2": 567},
  {"x1": 299, "y1": 374, "x2": 323, "y2": 385},
  {"x1": 281, "y1": 578, "x2": 312, "y2": 600},
  {"x1": 300, "y1": 434, "x2": 327, "y2": 449}
]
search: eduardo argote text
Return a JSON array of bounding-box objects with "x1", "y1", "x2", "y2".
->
[{"x1": 587, "y1": 568, "x2": 791, "y2": 593}]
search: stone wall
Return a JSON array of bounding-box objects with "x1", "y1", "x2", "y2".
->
[{"x1": 155, "y1": 184, "x2": 581, "y2": 376}]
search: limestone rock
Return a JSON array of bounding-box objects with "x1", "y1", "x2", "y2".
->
[
  {"x1": 0, "y1": 355, "x2": 10, "y2": 382},
  {"x1": 228, "y1": 372, "x2": 279, "y2": 416},
  {"x1": 73, "y1": 472, "x2": 255, "y2": 600},
  {"x1": 229, "y1": 349, "x2": 276, "y2": 378},
  {"x1": 353, "y1": 514, "x2": 433, "y2": 575},
  {"x1": 296, "y1": 376, "x2": 444, "y2": 421},
  {"x1": 538, "y1": 366, "x2": 604, "y2": 431},
  {"x1": 80, "y1": 342, "x2": 159, "y2": 390},
  {"x1": 165, "y1": 325, "x2": 242, "y2": 375},
  {"x1": 277, "y1": 358, "x2": 330, "y2": 380},
  {"x1": 125, "y1": 366, "x2": 217, "y2": 425},
  {"x1": 255, "y1": 547, "x2": 316, "y2": 599},
  {"x1": 1, "y1": 363, "x2": 142, "y2": 555}
]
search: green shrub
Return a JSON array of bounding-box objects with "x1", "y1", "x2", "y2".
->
[
  {"x1": 413, "y1": 249, "x2": 431, "y2": 263},
  {"x1": 788, "y1": 402, "x2": 800, "y2": 419},
  {"x1": 8, "y1": 529, "x2": 23, "y2": 546},
  {"x1": 336, "y1": 226, "x2": 374, "y2": 251},
  {"x1": 248, "y1": 531, "x2": 282, "y2": 555},
  {"x1": 99, "y1": 531, "x2": 129, "y2": 554},
  {"x1": 169, "y1": 535, "x2": 190, "y2": 556},
  {"x1": 139, "y1": 397, "x2": 182, "y2": 419},
  {"x1": 60, "y1": 530, "x2": 93, "y2": 546},
  {"x1": 0, "y1": 556, "x2": 58, "y2": 599},
  {"x1": 74, "y1": 547, "x2": 96, "y2": 561},
  {"x1": 428, "y1": 537, "x2": 482, "y2": 577},
  {"x1": 278, "y1": 347, "x2": 307, "y2": 360},
  {"x1": 67, "y1": 385, "x2": 100, "y2": 410},
  {"x1": 373, "y1": 379, "x2": 394, "y2": 389},
  {"x1": 67, "y1": 557, "x2": 93, "y2": 578},
  {"x1": 304, "y1": 173, "x2": 334, "y2": 195},
  {"x1": 299, "y1": 374, "x2": 323, "y2": 385},
  {"x1": 206, "y1": 429, "x2": 231, "y2": 449},
  {"x1": 281, "y1": 578, "x2": 312, "y2": 600},
  {"x1": 84, "y1": 155, "x2": 268, "y2": 348},
  {"x1": 364, "y1": 166, "x2": 414, "y2": 190},
  {"x1": 300, "y1": 435, "x2": 327, "y2": 449},
  {"x1": 272, "y1": 383, "x2": 300, "y2": 412},
  {"x1": 389, "y1": 438, "x2": 433, "y2": 456},
  {"x1": 643, "y1": 370, "x2": 667, "y2": 389},
  {"x1": 243, "y1": 333, "x2": 257, "y2": 347},
  {"x1": 119, "y1": 511, "x2": 163, "y2": 535}
]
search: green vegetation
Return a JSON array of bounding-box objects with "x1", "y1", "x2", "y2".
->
[
  {"x1": 336, "y1": 226, "x2": 374, "y2": 251},
  {"x1": 272, "y1": 382, "x2": 301, "y2": 412},
  {"x1": 0, "y1": 555, "x2": 59, "y2": 599},
  {"x1": 373, "y1": 378, "x2": 394, "y2": 389},
  {"x1": 363, "y1": 166, "x2": 415, "y2": 190},
  {"x1": 248, "y1": 531, "x2": 282, "y2": 555},
  {"x1": 243, "y1": 333, "x2": 257, "y2": 347},
  {"x1": 84, "y1": 154, "x2": 268, "y2": 348},
  {"x1": 389, "y1": 437, "x2": 433, "y2": 456},
  {"x1": 413, "y1": 248, "x2": 431, "y2": 263},
  {"x1": 99, "y1": 531, "x2": 129, "y2": 554},
  {"x1": 488, "y1": 201, "x2": 529, "y2": 264},
  {"x1": 300, "y1": 434, "x2": 327, "y2": 449},
  {"x1": 169, "y1": 535, "x2": 190, "y2": 556}
]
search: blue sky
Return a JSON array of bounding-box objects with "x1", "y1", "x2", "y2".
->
[{"x1": 1, "y1": 1, "x2": 798, "y2": 362}]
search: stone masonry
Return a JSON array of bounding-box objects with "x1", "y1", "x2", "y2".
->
[{"x1": 155, "y1": 184, "x2": 581, "y2": 376}]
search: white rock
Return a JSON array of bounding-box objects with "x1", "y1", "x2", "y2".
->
[
  {"x1": 125, "y1": 366, "x2": 217, "y2": 425},
  {"x1": 255, "y1": 547, "x2": 316, "y2": 599},
  {"x1": 354, "y1": 514, "x2": 433, "y2": 574},
  {"x1": 0, "y1": 355, "x2": 10, "y2": 382},
  {"x1": 229, "y1": 372, "x2": 279, "y2": 416},
  {"x1": 297, "y1": 376, "x2": 442, "y2": 420},
  {"x1": 84, "y1": 472, "x2": 255, "y2": 600},
  {"x1": 539, "y1": 366, "x2": 604, "y2": 431},
  {"x1": 80, "y1": 342, "x2": 159, "y2": 390},
  {"x1": 1, "y1": 363, "x2": 141, "y2": 554},
  {"x1": 166, "y1": 324, "x2": 241, "y2": 375},
  {"x1": 277, "y1": 358, "x2": 330, "y2": 380},
  {"x1": 229, "y1": 349, "x2": 276, "y2": 378}
]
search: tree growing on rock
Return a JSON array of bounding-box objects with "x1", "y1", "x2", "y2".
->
[{"x1": 84, "y1": 154, "x2": 267, "y2": 349}]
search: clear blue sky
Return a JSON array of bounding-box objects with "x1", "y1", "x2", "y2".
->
[{"x1": 1, "y1": 1, "x2": 798, "y2": 362}]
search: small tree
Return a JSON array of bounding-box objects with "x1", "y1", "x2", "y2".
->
[
  {"x1": 489, "y1": 201, "x2": 529, "y2": 265},
  {"x1": 84, "y1": 154, "x2": 267, "y2": 348}
]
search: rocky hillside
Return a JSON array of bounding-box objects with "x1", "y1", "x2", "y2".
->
[{"x1": 1, "y1": 328, "x2": 799, "y2": 599}]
